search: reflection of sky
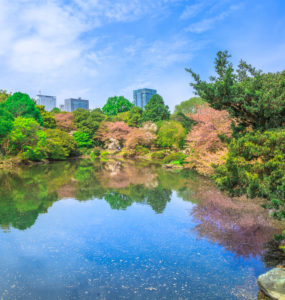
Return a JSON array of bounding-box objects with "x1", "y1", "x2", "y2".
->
[{"x1": 0, "y1": 192, "x2": 266, "y2": 299}]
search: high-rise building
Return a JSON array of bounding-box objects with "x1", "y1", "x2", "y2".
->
[
  {"x1": 36, "y1": 94, "x2": 56, "y2": 111},
  {"x1": 64, "y1": 97, "x2": 89, "y2": 112},
  {"x1": 133, "y1": 88, "x2": 157, "y2": 109}
]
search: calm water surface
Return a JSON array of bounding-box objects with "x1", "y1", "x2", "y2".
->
[{"x1": 0, "y1": 159, "x2": 283, "y2": 299}]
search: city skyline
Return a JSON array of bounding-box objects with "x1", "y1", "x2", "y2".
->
[{"x1": 0, "y1": 1, "x2": 285, "y2": 111}]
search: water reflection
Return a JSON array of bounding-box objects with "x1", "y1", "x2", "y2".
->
[{"x1": 0, "y1": 159, "x2": 283, "y2": 260}]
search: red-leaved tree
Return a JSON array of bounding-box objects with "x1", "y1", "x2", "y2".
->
[
  {"x1": 125, "y1": 128, "x2": 156, "y2": 149},
  {"x1": 185, "y1": 105, "x2": 232, "y2": 175},
  {"x1": 54, "y1": 113, "x2": 76, "y2": 132}
]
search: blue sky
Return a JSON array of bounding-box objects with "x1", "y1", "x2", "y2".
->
[{"x1": 0, "y1": 0, "x2": 285, "y2": 111}]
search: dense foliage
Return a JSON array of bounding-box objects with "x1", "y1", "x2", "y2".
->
[
  {"x1": 54, "y1": 112, "x2": 76, "y2": 132},
  {"x1": 142, "y1": 94, "x2": 170, "y2": 122},
  {"x1": 0, "y1": 107, "x2": 14, "y2": 142},
  {"x1": 102, "y1": 96, "x2": 133, "y2": 116},
  {"x1": 213, "y1": 130, "x2": 285, "y2": 219},
  {"x1": 174, "y1": 97, "x2": 205, "y2": 114},
  {"x1": 170, "y1": 112, "x2": 195, "y2": 132},
  {"x1": 4, "y1": 92, "x2": 43, "y2": 125},
  {"x1": 0, "y1": 90, "x2": 11, "y2": 103},
  {"x1": 156, "y1": 120, "x2": 186, "y2": 149},
  {"x1": 73, "y1": 131, "x2": 92, "y2": 148},
  {"x1": 37, "y1": 105, "x2": 56, "y2": 128},
  {"x1": 185, "y1": 105, "x2": 232, "y2": 175},
  {"x1": 187, "y1": 51, "x2": 285, "y2": 133},
  {"x1": 73, "y1": 108, "x2": 105, "y2": 143}
]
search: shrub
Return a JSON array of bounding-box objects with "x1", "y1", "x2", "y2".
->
[
  {"x1": 134, "y1": 145, "x2": 149, "y2": 156},
  {"x1": 45, "y1": 129, "x2": 78, "y2": 160},
  {"x1": 156, "y1": 120, "x2": 186, "y2": 149},
  {"x1": 213, "y1": 129, "x2": 285, "y2": 219},
  {"x1": 151, "y1": 151, "x2": 167, "y2": 159},
  {"x1": 8, "y1": 117, "x2": 41, "y2": 154},
  {"x1": 163, "y1": 152, "x2": 186, "y2": 164},
  {"x1": 73, "y1": 131, "x2": 92, "y2": 148}
]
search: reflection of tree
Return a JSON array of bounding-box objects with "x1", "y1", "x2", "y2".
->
[
  {"x1": 0, "y1": 161, "x2": 77, "y2": 230},
  {"x1": 104, "y1": 192, "x2": 133, "y2": 210},
  {"x1": 0, "y1": 159, "x2": 175, "y2": 230},
  {"x1": 190, "y1": 180, "x2": 281, "y2": 257},
  {"x1": 261, "y1": 239, "x2": 285, "y2": 268}
]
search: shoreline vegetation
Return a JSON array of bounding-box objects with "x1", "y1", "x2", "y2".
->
[{"x1": 1, "y1": 51, "x2": 285, "y2": 264}]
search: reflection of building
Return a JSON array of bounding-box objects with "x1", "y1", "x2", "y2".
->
[
  {"x1": 64, "y1": 97, "x2": 89, "y2": 112},
  {"x1": 133, "y1": 88, "x2": 157, "y2": 109},
  {"x1": 36, "y1": 94, "x2": 56, "y2": 111}
]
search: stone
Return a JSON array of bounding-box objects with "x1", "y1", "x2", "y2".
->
[
  {"x1": 106, "y1": 138, "x2": 120, "y2": 151},
  {"x1": 258, "y1": 268, "x2": 285, "y2": 300}
]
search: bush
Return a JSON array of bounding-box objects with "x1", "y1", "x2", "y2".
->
[
  {"x1": 156, "y1": 120, "x2": 186, "y2": 149},
  {"x1": 163, "y1": 152, "x2": 187, "y2": 164},
  {"x1": 8, "y1": 117, "x2": 41, "y2": 154},
  {"x1": 134, "y1": 145, "x2": 149, "y2": 156},
  {"x1": 151, "y1": 151, "x2": 167, "y2": 159},
  {"x1": 213, "y1": 129, "x2": 285, "y2": 219},
  {"x1": 45, "y1": 129, "x2": 78, "y2": 160},
  {"x1": 73, "y1": 131, "x2": 92, "y2": 148}
]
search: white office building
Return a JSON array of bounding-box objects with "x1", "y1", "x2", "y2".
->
[{"x1": 36, "y1": 94, "x2": 56, "y2": 111}]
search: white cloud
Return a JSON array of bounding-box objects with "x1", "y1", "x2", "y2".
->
[
  {"x1": 0, "y1": 0, "x2": 200, "y2": 109},
  {"x1": 186, "y1": 4, "x2": 241, "y2": 33}
]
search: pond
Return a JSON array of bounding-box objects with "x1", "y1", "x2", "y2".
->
[{"x1": 0, "y1": 159, "x2": 283, "y2": 299}]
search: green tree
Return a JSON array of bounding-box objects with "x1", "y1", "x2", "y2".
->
[
  {"x1": 4, "y1": 92, "x2": 43, "y2": 125},
  {"x1": 0, "y1": 107, "x2": 14, "y2": 142},
  {"x1": 142, "y1": 94, "x2": 170, "y2": 122},
  {"x1": 174, "y1": 97, "x2": 205, "y2": 114},
  {"x1": 8, "y1": 117, "x2": 41, "y2": 154},
  {"x1": 73, "y1": 108, "x2": 106, "y2": 141},
  {"x1": 128, "y1": 106, "x2": 143, "y2": 127},
  {"x1": 186, "y1": 50, "x2": 285, "y2": 132},
  {"x1": 50, "y1": 107, "x2": 61, "y2": 114},
  {"x1": 36, "y1": 105, "x2": 56, "y2": 128},
  {"x1": 45, "y1": 129, "x2": 78, "y2": 160},
  {"x1": 213, "y1": 129, "x2": 285, "y2": 219},
  {"x1": 73, "y1": 131, "x2": 92, "y2": 148},
  {"x1": 0, "y1": 89, "x2": 11, "y2": 103},
  {"x1": 102, "y1": 96, "x2": 133, "y2": 116},
  {"x1": 156, "y1": 120, "x2": 186, "y2": 149},
  {"x1": 170, "y1": 112, "x2": 195, "y2": 132}
]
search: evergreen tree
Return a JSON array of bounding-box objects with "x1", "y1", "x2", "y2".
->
[{"x1": 142, "y1": 94, "x2": 170, "y2": 122}]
